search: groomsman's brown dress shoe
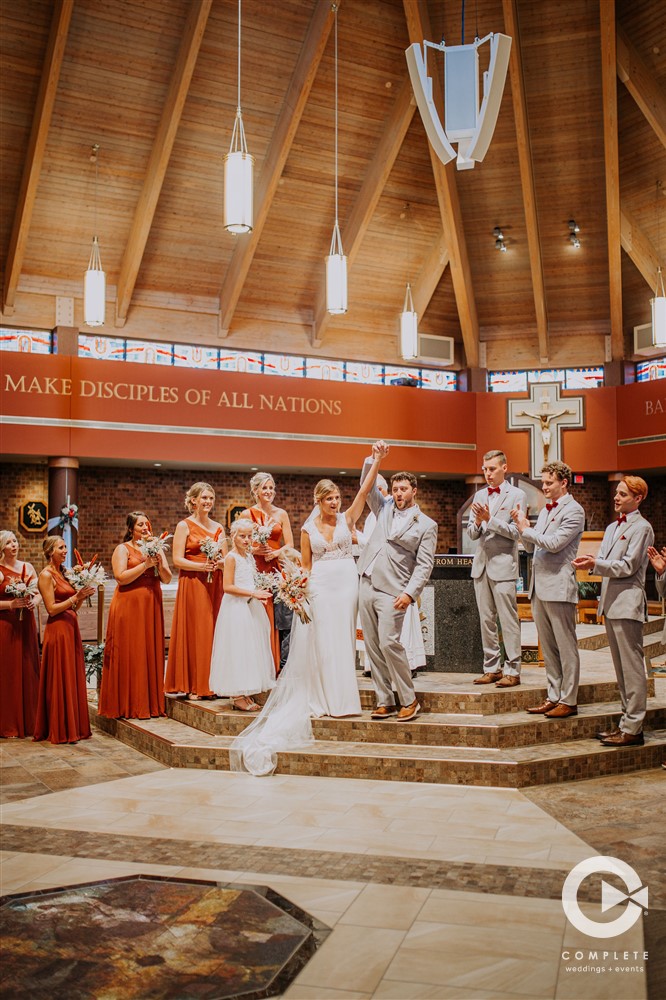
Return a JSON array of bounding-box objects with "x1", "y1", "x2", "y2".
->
[
  {"x1": 496, "y1": 675, "x2": 520, "y2": 687},
  {"x1": 396, "y1": 700, "x2": 421, "y2": 721},
  {"x1": 473, "y1": 671, "x2": 503, "y2": 685},
  {"x1": 596, "y1": 727, "x2": 621, "y2": 741},
  {"x1": 544, "y1": 703, "x2": 577, "y2": 718},
  {"x1": 600, "y1": 731, "x2": 644, "y2": 747},
  {"x1": 371, "y1": 705, "x2": 398, "y2": 719},
  {"x1": 526, "y1": 700, "x2": 558, "y2": 714}
]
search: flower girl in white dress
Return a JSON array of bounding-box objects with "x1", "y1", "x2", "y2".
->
[{"x1": 209, "y1": 519, "x2": 276, "y2": 711}]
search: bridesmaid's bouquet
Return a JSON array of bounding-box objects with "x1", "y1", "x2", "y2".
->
[
  {"x1": 274, "y1": 566, "x2": 311, "y2": 624},
  {"x1": 4, "y1": 566, "x2": 39, "y2": 620},
  {"x1": 200, "y1": 537, "x2": 225, "y2": 582},
  {"x1": 253, "y1": 570, "x2": 277, "y2": 593},
  {"x1": 138, "y1": 531, "x2": 172, "y2": 576},
  {"x1": 65, "y1": 550, "x2": 106, "y2": 606},
  {"x1": 252, "y1": 520, "x2": 276, "y2": 546}
]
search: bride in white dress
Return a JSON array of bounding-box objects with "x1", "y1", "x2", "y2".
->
[{"x1": 229, "y1": 443, "x2": 389, "y2": 775}]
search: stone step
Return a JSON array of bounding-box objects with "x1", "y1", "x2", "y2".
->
[
  {"x1": 576, "y1": 616, "x2": 664, "y2": 651},
  {"x1": 166, "y1": 696, "x2": 666, "y2": 750},
  {"x1": 91, "y1": 706, "x2": 666, "y2": 789}
]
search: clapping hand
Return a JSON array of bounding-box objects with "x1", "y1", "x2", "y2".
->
[
  {"x1": 471, "y1": 501, "x2": 490, "y2": 526},
  {"x1": 572, "y1": 554, "x2": 596, "y2": 570},
  {"x1": 511, "y1": 504, "x2": 529, "y2": 533},
  {"x1": 647, "y1": 545, "x2": 666, "y2": 575}
]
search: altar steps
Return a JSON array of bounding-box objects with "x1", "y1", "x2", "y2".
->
[{"x1": 91, "y1": 671, "x2": 666, "y2": 788}]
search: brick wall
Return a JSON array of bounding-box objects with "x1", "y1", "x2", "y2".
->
[{"x1": 2, "y1": 462, "x2": 664, "y2": 574}]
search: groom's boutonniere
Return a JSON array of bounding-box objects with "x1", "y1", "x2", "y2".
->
[{"x1": 411, "y1": 512, "x2": 419, "y2": 526}]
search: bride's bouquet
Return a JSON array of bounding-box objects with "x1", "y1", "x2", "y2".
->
[
  {"x1": 137, "y1": 531, "x2": 172, "y2": 576},
  {"x1": 4, "y1": 566, "x2": 39, "y2": 620},
  {"x1": 274, "y1": 566, "x2": 311, "y2": 624},
  {"x1": 65, "y1": 550, "x2": 106, "y2": 606},
  {"x1": 200, "y1": 537, "x2": 225, "y2": 582},
  {"x1": 252, "y1": 520, "x2": 276, "y2": 547}
]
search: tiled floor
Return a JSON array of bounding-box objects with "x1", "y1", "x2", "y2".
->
[{"x1": 1, "y1": 640, "x2": 663, "y2": 999}]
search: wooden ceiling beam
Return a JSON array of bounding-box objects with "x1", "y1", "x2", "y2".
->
[
  {"x1": 617, "y1": 24, "x2": 666, "y2": 150},
  {"x1": 403, "y1": 0, "x2": 479, "y2": 368},
  {"x1": 2, "y1": 0, "x2": 73, "y2": 314},
  {"x1": 502, "y1": 0, "x2": 548, "y2": 364},
  {"x1": 621, "y1": 205, "x2": 663, "y2": 290},
  {"x1": 600, "y1": 0, "x2": 624, "y2": 360},
  {"x1": 114, "y1": 0, "x2": 212, "y2": 327},
  {"x1": 411, "y1": 230, "x2": 449, "y2": 319},
  {"x1": 218, "y1": 0, "x2": 337, "y2": 338},
  {"x1": 311, "y1": 75, "x2": 417, "y2": 346}
]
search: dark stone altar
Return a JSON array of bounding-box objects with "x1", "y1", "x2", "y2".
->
[{"x1": 424, "y1": 554, "x2": 483, "y2": 673}]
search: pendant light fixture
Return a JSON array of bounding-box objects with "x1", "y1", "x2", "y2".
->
[
  {"x1": 400, "y1": 283, "x2": 418, "y2": 359},
  {"x1": 326, "y1": 4, "x2": 347, "y2": 315},
  {"x1": 651, "y1": 181, "x2": 665, "y2": 347},
  {"x1": 224, "y1": 0, "x2": 253, "y2": 234},
  {"x1": 83, "y1": 143, "x2": 106, "y2": 327}
]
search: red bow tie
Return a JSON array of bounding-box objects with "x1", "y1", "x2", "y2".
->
[
  {"x1": 616, "y1": 514, "x2": 627, "y2": 525},
  {"x1": 488, "y1": 487, "x2": 501, "y2": 495},
  {"x1": 546, "y1": 501, "x2": 558, "y2": 511}
]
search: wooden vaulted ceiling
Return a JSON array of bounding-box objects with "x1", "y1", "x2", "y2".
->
[{"x1": 1, "y1": 0, "x2": 664, "y2": 371}]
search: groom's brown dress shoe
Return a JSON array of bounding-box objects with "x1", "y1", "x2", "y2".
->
[
  {"x1": 544, "y1": 703, "x2": 577, "y2": 719},
  {"x1": 473, "y1": 672, "x2": 503, "y2": 685},
  {"x1": 496, "y1": 675, "x2": 520, "y2": 687},
  {"x1": 526, "y1": 700, "x2": 558, "y2": 714},
  {"x1": 596, "y1": 727, "x2": 621, "y2": 741},
  {"x1": 396, "y1": 700, "x2": 421, "y2": 721},
  {"x1": 371, "y1": 705, "x2": 398, "y2": 719},
  {"x1": 600, "y1": 731, "x2": 644, "y2": 747}
]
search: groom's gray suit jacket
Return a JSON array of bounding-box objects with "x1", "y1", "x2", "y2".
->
[{"x1": 357, "y1": 459, "x2": 437, "y2": 600}]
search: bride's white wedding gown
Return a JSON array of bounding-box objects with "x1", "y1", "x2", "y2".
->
[{"x1": 229, "y1": 513, "x2": 361, "y2": 775}]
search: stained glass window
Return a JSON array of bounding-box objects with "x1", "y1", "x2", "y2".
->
[
  {"x1": 219, "y1": 350, "x2": 263, "y2": 374},
  {"x1": 173, "y1": 345, "x2": 220, "y2": 369},
  {"x1": 78, "y1": 334, "x2": 126, "y2": 360},
  {"x1": 636, "y1": 358, "x2": 666, "y2": 381},
  {"x1": 263, "y1": 353, "x2": 306, "y2": 377},
  {"x1": 345, "y1": 362, "x2": 386, "y2": 385},
  {"x1": 1, "y1": 329, "x2": 52, "y2": 354},
  {"x1": 124, "y1": 340, "x2": 174, "y2": 365},
  {"x1": 420, "y1": 368, "x2": 457, "y2": 391},
  {"x1": 305, "y1": 358, "x2": 346, "y2": 381},
  {"x1": 488, "y1": 371, "x2": 528, "y2": 393},
  {"x1": 565, "y1": 367, "x2": 604, "y2": 389},
  {"x1": 527, "y1": 368, "x2": 565, "y2": 385}
]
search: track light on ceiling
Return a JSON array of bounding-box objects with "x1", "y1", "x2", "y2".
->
[
  {"x1": 83, "y1": 143, "x2": 106, "y2": 327},
  {"x1": 568, "y1": 219, "x2": 581, "y2": 249},
  {"x1": 493, "y1": 226, "x2": 507, "y2": 252}
]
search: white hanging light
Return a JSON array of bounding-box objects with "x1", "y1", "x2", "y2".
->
[
  {"x1": 326, "y1": 4, "x2": 347, "y2": 315},
  {"x1": 400, "y1": 283, "x2": 418, "y2": 360},
  {"x1": 83, "y1": 144, "x2": 106, "y2": 327},
  {"x1": 224, "y1": 0, "x2": 253, "y2": 234},
  {"x1": 652, "y1": 266, "x2": 666, "y2": 348}
]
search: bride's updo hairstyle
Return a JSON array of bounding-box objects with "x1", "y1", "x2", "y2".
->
[
  {"x1": 184, "y1": 482, "x2": 215, "y2": 513},
  {"x1": 250, "y1": 472, "x2": 274, "y2": 499},
  {"x1": 314, "y1": 479, "x2": 339, "y2": 507},
  {"x1": 230, "y1": 517, "x2": 254, "y2": 538}
]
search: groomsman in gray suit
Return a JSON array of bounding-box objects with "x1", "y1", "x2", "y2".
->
[
  {"x1": 648, "y1": 542, "x2": 666, "y2": 768},
  {"x1": 572, "y1": 476, "x2": 654, "y2": 746},
  {"x1": 358, "y1": 444, "x2": 438, "y2": 721},
  {"x1": 468, "y1": 450, "x2": 527, "y2": 687},
  {"x1": 512, "y1": 461, "x2": 585, "y2": 718}
]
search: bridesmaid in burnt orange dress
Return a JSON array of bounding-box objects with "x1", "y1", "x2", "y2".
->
[
  {"x1": 34, "y1": 536, "x2": 96, "y2": 744},
  {"x1": 98, "y1": 511, "x2": 172, "y2": 720},
  {"x1": 0, "y1": 531, "x2": 41, "y2": 738},
  {"x1": 241, "y1": 472, "x2": 294, "y2": 672},
  {"x1": 165, "y1": 482, "x2": 227, "y2": 699}
]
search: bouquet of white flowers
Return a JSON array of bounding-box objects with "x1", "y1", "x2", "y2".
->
[
  {"x1": 137, "y1": 531, "x2": 172, "y2": 576},
  {"x1": 252, "y1": 520, "x2": 276, "y2": 546},
  {"x1": 253, "y1": 569, "x2": 278, "y2": 592},
  {"x1": 4, "y1": 567, "x2": 39, "y2": 620},
  {"x1": 65, "y1": 551, "x2": 106, "y2": 606},
  {"x1": 200, "y1": 536, "x2": 225, "y2": 582}
]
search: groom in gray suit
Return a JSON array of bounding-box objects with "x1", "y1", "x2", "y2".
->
[
  {"x1": 512, "y1": 461, "x2": 585, "y2": 718},
  {"x1": 574, "y1": 476, "x2": 654, "y2": 746},
  {"x1": 358, "y1": 443, "x2": 438, "y2": 721},
  {"x1": 468, "y1": 450, "x2": 527, "y2": 687}
]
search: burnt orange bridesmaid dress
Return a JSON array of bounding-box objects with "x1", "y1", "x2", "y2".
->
[
  {"x1": 164, "y1": 519, "x2": 224, "y2": 697},
  {"x1": 34, "y1": 571, "x2": 91, "y2": 744},
  {"x1": 248, "y1": 508, "x2": 282, "y2": 672},
  {"x1": 98, "y1": 544, "x2": 166, "y2": 719},
  {"x1": 0, "y1": 566, "x2": 40, "y2": 738}
]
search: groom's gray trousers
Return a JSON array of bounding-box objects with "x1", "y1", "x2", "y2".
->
[{"x1": 359, "y1": 576, "x2": 416, "y2": 707}]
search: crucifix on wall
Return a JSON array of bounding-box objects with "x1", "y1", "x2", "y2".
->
[{"x1": 507, "y1": 382, "x2": 585, "y2": 478}]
